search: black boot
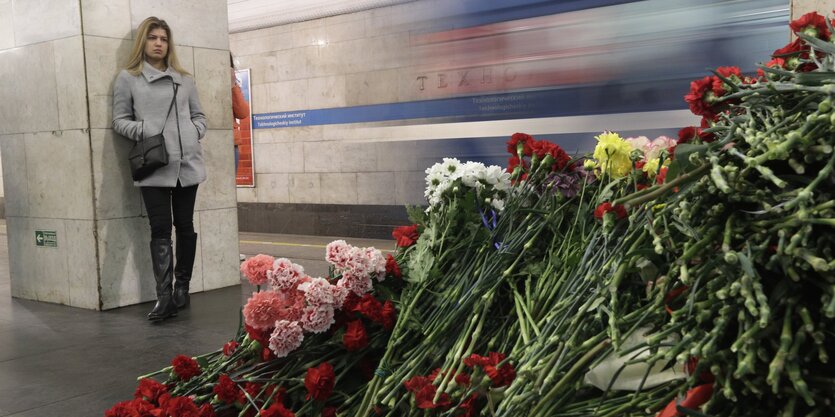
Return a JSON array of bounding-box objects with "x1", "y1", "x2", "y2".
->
[
  {"x1": 173, "y1": 232, "x2": 198, "y2": 309},
  {"x1": 148, "y1": 239, "x2": 178, "y2": 321}
]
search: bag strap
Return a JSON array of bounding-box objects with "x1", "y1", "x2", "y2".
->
[{"x1": 155, "y1": 82, "x2": 179, "y2": 137}]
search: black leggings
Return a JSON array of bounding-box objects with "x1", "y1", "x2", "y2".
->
[{"x1": 141, "y1": 183, "x2": 198, "y2": 240}]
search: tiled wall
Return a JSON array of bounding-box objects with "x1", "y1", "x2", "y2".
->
[
  {"x1": 230, "y1": 1, "x2": 441, "y2": 207},
  {"x1": 0, "y1": 0, "x2": 239, "y2": 309}
]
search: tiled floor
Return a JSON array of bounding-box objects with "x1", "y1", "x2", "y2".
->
[{"x1": 0, "y1": 223, "x2": 393, "y2": 416}]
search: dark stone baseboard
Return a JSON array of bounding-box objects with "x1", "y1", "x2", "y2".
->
[{"x1": 237, "y1": 202, "x2": 413, "y2": 240}]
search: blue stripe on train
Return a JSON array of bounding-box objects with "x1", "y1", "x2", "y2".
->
[{"x1": 253, "y1": 78, "x2": 691, "y2": 129}]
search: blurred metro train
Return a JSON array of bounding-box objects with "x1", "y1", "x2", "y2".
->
[{"x1": 253, "y1": 0, "x2": 790, "y2": 168}]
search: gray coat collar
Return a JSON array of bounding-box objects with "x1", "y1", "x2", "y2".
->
[{"x1": 141, "y1": 61, "x2": 182, "y2": 84}]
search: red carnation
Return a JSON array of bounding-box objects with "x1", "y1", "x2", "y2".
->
[
  {"x1": 456, "y1": 372, "x2": 472, "y2": 387},
  {"x1": 757, "y1": 57, "x2": 786, "y2": 78},
  {"x1": 458, "y1": 393, "x2": 481, "y2": 417},
  {"x1": 485, "y1": 362, "x2": 516, "y2": 387},
  {"x1": 105, "y1": 399, "x2": 155, "y2": 417},
  {"x1": 773, "y1": 38, "x2": 806, "y2": 58},
  {"x1": 222, "y1": 340, "x2": 239, "y2": 356},
  {"x1": 245, "y1": 324, "x2": 271, "y2": 347},
  {"x1": 463, "y1": 353, "x2": 490, "y2": 368},
  {"x1": 341, "y1": 292, "x2": 361, "y2": 313},
  {"x1": 684, "y1": 76, "x2": 718, "y2": 119},
  {"x1": 657, "y1": 384, "x2": 714, "y2": 417},
  {"x1": 404, "y1": 375, "x2": 432, "y2": 392},
  {"x1": 134, "y1": 378, "x2": 168, "y2": 404},
  {"x1": 656, "y1": 167, "x2": 669, "y2": 184},
  {"x1": 356, "y1": 294, "x2": 383, "y2": 323},
  {"x1": 414, "y1": 384, "x2": 452, "y2": 410},
  {"x1": 506, "y1": 155, "x2": 529, "y2": 174},
  {"x1": 677, "y1": 126, "x2": 699, "y2": 144},
  {"x1": 392, "y1": 224, "x2": 419, "y2": 247},
  {"x1": 261, "y1": 346, "x2": 275, "y2": 362},
  {"x1": 213, "y1": 374, "x2": 241, "y2": 405},
  {"x1": 772, "y1": 38, "x2": 819, "y2": 71},
  {"x1": 594, "y1": 202, "x2": 627, "y2": 220},
  {"x1": 305, "y1": 362, "x2": 336, "y2": 401},
  {"x1": 198, "y1": 403, "x2": 217, "y2": 417},
  {"x1": 343, "y1": 320, "x2": 369, "y2": 351},
  {"x1": 171, "y1": 355, "x2": 201, "y2": 381},
  {"x1": 243, "y1": 382, "x2": 265, "y2": 402},
  {"x1": 532, "y1": 140, "x2": 571, "y2": 171},
  {"x1": 381, "y1": 300, "x2": 397, "y2": 331},
  {"x1": 159, "y1": 395, "x2": 200, "y2": 417},
  {"x1": 322, "y1": 407, "x2": 338, "y2": 417},
  {"x1": 711, "y1": 66, "x2": 742, "y2": 96},
  {"x1": 385, "y1": 254, "x2": 401, "y2": 279},
  {"x1": 261, "y1": 402, "x2": 295, "y2": 417},
  {"x1": 789, "y1": 11, "x2": 830, "y2": 40},
  {"x1": 507, "y1": 132, "x2": 534, "y2": 156}
]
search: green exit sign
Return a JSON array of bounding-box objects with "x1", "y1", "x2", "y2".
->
[{"x1": 35, "y1": 230, "x2": 57, "y2": 248}]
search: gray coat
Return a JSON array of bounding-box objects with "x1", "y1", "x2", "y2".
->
[{"x1": 112, "y1": 63, "x2": 207, "y2": 187}]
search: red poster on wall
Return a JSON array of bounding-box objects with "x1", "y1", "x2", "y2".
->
[{"x1": 234, "y1": 69, "x2": 255, "y2": 187}]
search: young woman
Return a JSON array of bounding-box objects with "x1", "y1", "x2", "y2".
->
[{"x1": 112, "y1": 17, "x2": 207, "y2": 321}]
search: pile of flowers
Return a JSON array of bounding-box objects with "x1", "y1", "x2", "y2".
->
[
  {"x1": 107, "y1": 11, "x2": 834, "y2": 417},
  {"x1": 106, "y1": 241, "x2": 402, "y2": 417}
]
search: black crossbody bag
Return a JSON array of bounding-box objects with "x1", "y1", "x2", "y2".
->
[{"x1": 129, "y1": 83, "x2": 178, "y2": 181}]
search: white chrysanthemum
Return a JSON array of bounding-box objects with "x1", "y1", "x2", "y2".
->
[
  {"x1": 435, "y1": 179, "x2": 452, "y2": 196},
  {"x1": 425, "y1": 170, "x2": 446, "y2": 188},
  {"x1": 484, "y1": 165, "x2": 511, "y2": 191},
  {"x1": 461, "y1": 161, "x2": 485, "y2": 187},
  {"x1": 441, "y1": 158, "x2": 462, "y2": 179},
  {"x1": 491, "y1": 198, "x2": 506, "y2": 211}
]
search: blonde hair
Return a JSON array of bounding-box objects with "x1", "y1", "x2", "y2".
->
[{"x1": 124, "y1": 16, "x2": 190, "y2": 76}]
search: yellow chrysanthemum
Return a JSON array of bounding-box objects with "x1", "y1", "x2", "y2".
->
[
  {"x1": 642, "y1": 158, "x2": 661, "y2": 177},
  {"x1": 593, "y1": 132, "x2": 633, "y2": 178}
]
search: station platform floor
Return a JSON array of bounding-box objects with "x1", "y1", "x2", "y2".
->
[{"x1": 0, "y1": 220, "x2": 394, "y2": 416}]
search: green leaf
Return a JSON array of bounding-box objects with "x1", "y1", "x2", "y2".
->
[
  {"x1": 196, "y1": 356, "x2": 210, "y2": 370},
  {"x1": 406, "y1": 205, "x2": 427, "y2": 225},
  {"x1": 598, "y1": 177, "x2": 625, "y2": 204},
  {"x1": 635, "y1": 256, "x2": 659, "y2": 284},
  {"x1": 407, "y1": 231, "x2": 435, "y2": 284},
  {"x1": 738, "y1": 249, "x2": 756, "y2": 278},
  {"x1": 796, "y1": 32, "x2": 835, "y2": 55}
]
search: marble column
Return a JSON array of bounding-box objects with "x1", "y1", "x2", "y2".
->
[{"x1": 0, "y1": 0, "x2": 239, "y2": 310}]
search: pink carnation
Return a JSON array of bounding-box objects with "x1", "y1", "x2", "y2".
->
[
  {"x1": 363, "y1": 247, "x2": 387, "y2": 281},
  {"x1": 337, "y1": 271, "x2": 373, "y2": 296},
  {"x1": 325, "y1": 240, "x2": 352, "y2": 270},
  {"x1": 268, "y1": 258, "x2": 305, "y2": 291},
  {"x1": 331, "y1": 285, "x2": 349, "y2": 308},
  {"x1": 298, "y1": 277, "x2": 337, "y2": 306},
  {"x1": 243, "y1": 291, "x2": 284, "y2": 330},
  {"x1": 240, "y1": 254, "x2": 275, "y2": 286},
  {"x1": 344, "y1": 247, "x2": 371, "y2": 276},
  {"x1": 275, "y1": 289, "x2": 306, "y2": 323},
  {"x1": 269, "y1": 320, "x2": 304, "y2": 358},
  {"x1": 301, "y1": 305, "x2": 335, "y2": 333}
]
